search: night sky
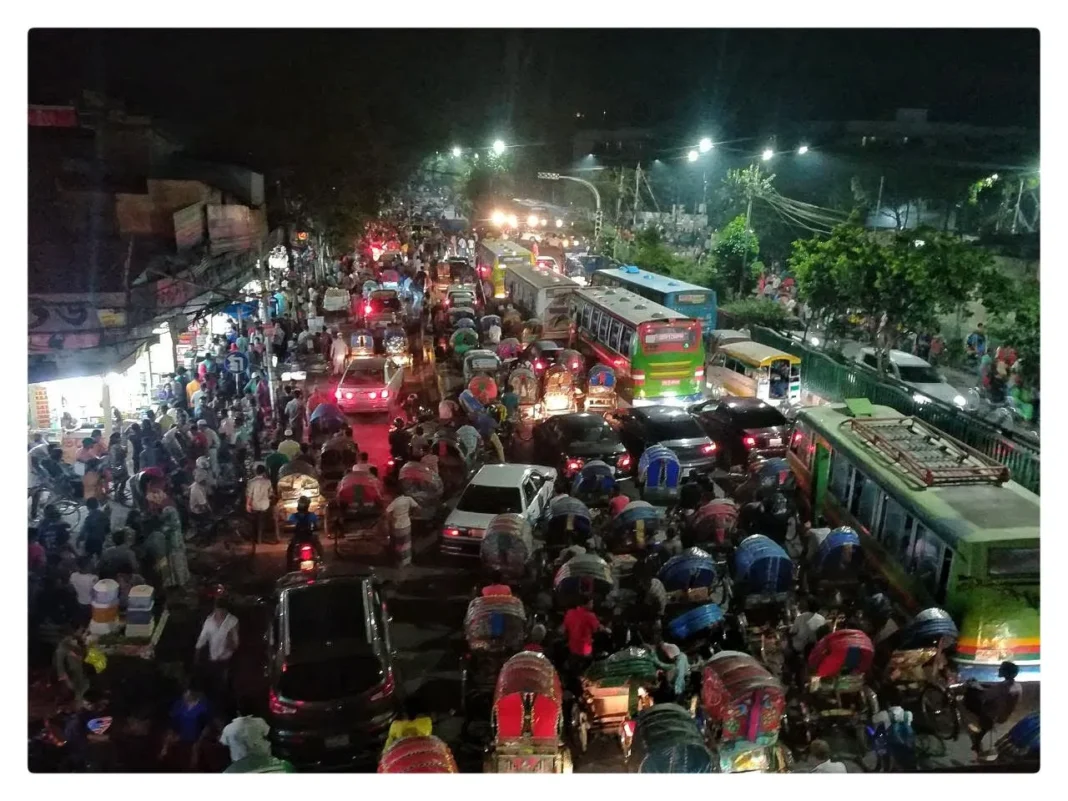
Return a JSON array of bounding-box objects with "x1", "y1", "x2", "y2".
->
[{"x1": 28, "y1": 28, "x2": 1039, "y2": 179}]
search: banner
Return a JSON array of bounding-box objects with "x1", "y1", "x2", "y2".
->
[
  {"x1": 207, "y1": 204, "x2": 255, "y2": 255},
  {"x1": 174, "y1": 203, "x2": 205, "y2": 250}
]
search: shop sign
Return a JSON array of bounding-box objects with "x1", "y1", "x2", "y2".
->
[
  {"x1": 32, "y1": 386, "x2": 51, "y2": 430},
  {"x1": 97, "y1": 309, "x2": 127, "y2": 328},
  {"x1": 174, "y1": 203, "x2": 206, "y2": 250}
]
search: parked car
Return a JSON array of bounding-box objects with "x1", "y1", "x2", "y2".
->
[
  {"x1": 334, "y1": 357, "x2": 404, "y2": 415},
  {"x1": 441, "y1": 464, "x2": 557, "y2": 556},
  {"x1": 607, "y1": 405, "x2": 718, "y2": 478},
  {"x1": 854, "y1": 347, "x2": 967, "y2": 408},
  {"x1": 532, "y1": 413, "x2": 632, "y2": 483},
  {"x1": 689, "y1": 397, "x2": 790, "y2": 469},
  {"x1": 266, "y1": 568, "x2": 399, "y2": 768}
]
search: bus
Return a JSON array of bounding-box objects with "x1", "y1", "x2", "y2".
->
[
  {"x1": 788, "y1": 399, "x2": 1039, "y2": 682},
  {"x1": 502, "y1": 262, "x2": 578, "y2": 341},
  {"x1": 591, "y1": 264, "x2": 718, "y2": 333},
  {"x1": 569, "y1": 287, "x2": 705, "y2": 407},
  {"x1": 475, "y1": 239, "x2": 535, "y2": 300}
]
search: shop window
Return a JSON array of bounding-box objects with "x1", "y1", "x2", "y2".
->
[{"x1": 581, "y1": 304, "x2": 592, "y2": 330}]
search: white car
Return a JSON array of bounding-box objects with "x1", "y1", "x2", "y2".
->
[
  {"x1": 854, "y1": 348, "x2": 967, "y2": 408},
  {"x1": 441, "y1": 464, "x2": 557, "y2": 556}
]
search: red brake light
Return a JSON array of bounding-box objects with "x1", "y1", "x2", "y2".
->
[
  {"x1": 365, "y1": 303, "x2": 372, "y2": 314},
  {"x1": 345, "y1": 392, "x2": 354, "y2": 400},
  {"x1": 299, "y1": 544, "x2": 313, "y2": 559},
  {"x1": 381, "y1": 390, "x2": 389, "y2": 399},
  {"x1": 632, "y1": 371, "x2": 645, "y2": 384},
  {"x1": 793, "y1": 431, "x2": 803, "y2": 445},
  {"x1": 334, "y1": 389, "x2": 342, "y2": 400},
  {"x1": 744, "y1": 436, "x2": 757, "y2": 448},
  {"x1": 571, "y1": 361, "x2": 580, "y2": 370},
  {"x1": 566, "y1": 458, "x2": 584, "y2": 475},
  {"x1": 617, "y1": 453, "x2": 632, "y2": 471},
  {"x1": 370, "y1": 669, "x2": 395, "y2": 702},
  {"x1": 369, "y1": 392, "x2": 378, "y2": 399},
  {"x1": 387, "y1": 458, "x2": 395, "y2": 467},
  {"x1": 534, "y1": 361, "x2": 545, "y2": 371},
  {"x1": 269, "y1": 687, "x2": 299, "y2": 715},
  {"x1": 444, "y1": 527, "x2": 460, "y2": 537},
  {"x1": 701, "y1": 442, "x2": 717, "y2": 454}
]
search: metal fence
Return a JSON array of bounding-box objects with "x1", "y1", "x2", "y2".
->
[{"x1": 746, "y1": 325, "x2": 1041, "y2": 495}]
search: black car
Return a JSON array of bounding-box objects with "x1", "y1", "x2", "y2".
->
[
  {"x1": 689, "y1": 397, "x2": 790, "y2": 469},
  {"x1": 523, "y1": 340, "x2": 564, "y2": 374},
  {"x1": 610, "y1": 405, "x2": 719, "y2": 477},
  {"x1": 532, "y1": 413, "x2": 632, "y2": 483},
  {"x1": 266, "y1": 568, "x2": 399, "y2": 768}
]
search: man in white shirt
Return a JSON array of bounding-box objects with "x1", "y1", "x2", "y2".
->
[
  {"x1": 220, "y1": 702, "x2": 272, "y2": 764},
  {"x1": 385, "y1": 493, "x2": 417, "y2": 568},
  {"x1": 69, "y1": 557, "x2": 99, "y2": 626},
  {"x1": 487, "y1": 321, "x2": 502, "y2": 345},
  {"x1": 195, "y1": 600, "x2": 240, "y2": 708},
  {"x1": 245, "y1": 464, "x2": 274, "y2": 544},
  {"x1": 218, "y1": 410, "x2": 237, "y2": 446}
]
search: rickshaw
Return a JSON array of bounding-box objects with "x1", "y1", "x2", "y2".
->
[
  {"x1": 876, "y1": 607, "x2": 960, "y2": 740},
  {"x1": 542, "y1": 363, "x2": 577, "y2": 416},
  {"x1": 463, "y1": 349, "x2": 502, "y2": 384},
  {"x1": 734, "y1": 456, "x2": 795, "y2": 505},
  {"x1": 398, "y1": 461, "x2": 445, "y2": 523},
  {"x1": 450, "y1": 328, "x2": 479, "y2": 361},
  {"x1": 274, "y1": 462, "x2": 329, "y2": 541},
  {"x1": 608, "y1": 501, "x2": 665, "y2": 556},
  {"x1": 319, "y1": 436, "x2": 358, "y2": 491},
  {"x1": 584, "y1": 365, "x2": 618, "y2": 413},
  {"x1": 507, "y1": 367, "x2": 540, "y2": 420},
  {"x1": 460, "y1": 590, "x2": 528, "y2": 713},
  {"x1": 379, "y1": 268, "x2": 401, "y2": 289},
  {"x1": 502, "y1": 307, "x2": 523, "y2": 336},
  {"x1": 480, "y1": 314, "x2": 502, "y2": 336},
  {"x1": 432, "y1": 428, "x2": 477, "y2": 493},
  {"x1": 349, "y1": 329, "x2": 376, "y2": 360},
  {"x1": 572, "y1": 647, "x2": 660, "y2": 753},
  {"x1": 361, "y1": 279, "x2": 379, "y2": 298},
  {"x1": 803, "y1": 526, "x2": 864, "y2": 618},
  {"x1": 659, "y1": 549, "x2": 729, "y2": 644},
  {"x1": 383, "y1": 325, "x2": 410, "y2": 367},
  {"x1": 553, "y1": 553, "x2": 615, "y2": 611},
  {"x1": 558, "y1": 349, "x2": 585, "y2": 381},
  {"x1": 570, "y1": 460, "x2": 617, "y2": 507},
  {"x1": 486, "y1": 652, "x2": 572, "y2": 773},
  {"x1": 334, "y1": 468, "x2": 385, "y2": 527},
  {"x1": 468, "y1": 375, "x2": 499, "y2": 405},
  {"x1": 629, "y1": 704, "x2": 714, "y2": 773},
  {"x1": 497, "y1": 337, "x2": 521, "y2": 366},
  {"x1": 480, "y1": 513, "x2": 535, "y2": 585},
  {"x1": 637, "y1": 445, "x2": 682, "y2": 505},
  {"x1": 520, "y1": 319, "x2": 543, "y2": 346},
  {"x1": 699, "y1": 651, "x2": 791, "y2": 773},
  {"x1": 732, "y1": 534, "x2": 796, "y2": 675},
  {"x1": 447, "y1": 306, "x2": 478, "y2": 330},
  {"x1": 996, "y1": 712, "x2": 1039, "y2": 768},
  {"x1": 792, "y1": 629, "x2": 879, "y2": 746},
  {"x1": 544, "y1": 495, "x2": 593, "y2": 554},
  {"x1": 378, "y1": 736, "x2": 458, "y2": 773},
  {"x1": 687, "y1": 498, "x2": 738, "y2": 552},
  {"x1": 308, "y1": 402, "x2": 347, "y2": 446},
  {"x1": 458, "y1": 390, "x2": 485, "y2": 421}
]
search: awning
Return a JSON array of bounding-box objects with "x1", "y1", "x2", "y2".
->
[{"x1": 28, "y1": 335, "x2": 153, "y2": 384}]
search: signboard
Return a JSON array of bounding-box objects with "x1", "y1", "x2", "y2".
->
[
  {"x1": 222, "y1": 351, "x2": 250, "y2": 375},
  {"x1": 207, "y1": 204, "x2": 256, "y2": 255},
  {"x1": 32, "y1": 386, "x2": 51, "y2": 430},
  {"x1": 96, "y1": 309, "x2": 128, "y2": 328},
  {"x1": 156, "y1": 278, "x2": 198, "y2": 310},
  {"x1": 322, "y1": 288, "x2": 349, "y2": 312},
  {"x1": 29, "y1": 105, "x2": 78, "y2": 128},
  {"x1": 173, "y1": 203, "x2": 205, "y2": 250}
]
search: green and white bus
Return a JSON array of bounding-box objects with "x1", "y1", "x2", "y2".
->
[
  {"x1": 788, "y1": 399, "x2": 1039, "y2": 682},
  {"x1": 475, "y1": 239, "x2": 535, "y2": 300},
  {"x1": 569, "y1": 286, "x2": 705, "y2": 407},
  {"x1": 502, "y1": 261, "x2": 579, "y2": 341}
]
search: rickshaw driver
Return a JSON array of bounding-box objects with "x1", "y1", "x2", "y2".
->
[
  {"x1": 389, "y1": 418, "x2": 412, "y2": 461},
  {"x1": 285, "y1": 496, "x2": 324, "y2": 565}
]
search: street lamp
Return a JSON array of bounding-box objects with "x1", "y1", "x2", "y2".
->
[
  {"x1": 527, "y1": 214, "x2": 540, "y2": 228},
  {"x1": 492, "y1": 139, "x2": 506, "y2": 155},
  {"x1": 699, "y1": 137, "x2": 713, "y2": 153},
  {"x1": 555, "y1": 219, "x2": 564, "y2": 228},
  {"x1": 687, "y1": 149, "x2": 699, "y2": 162},
  {"x1": 797, "y1": 145, "x2": 809, "y2": 155},
  {"x1": 451, "y1": 146, "x2": 463, "y2": 158},
  {"x1": 762, "y1": 148, "x2": 774, "y2": 161}
]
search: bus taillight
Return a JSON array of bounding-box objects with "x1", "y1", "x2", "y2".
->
[{"x1": 632, "y1": 371, "x2": 645, "y2": 384}]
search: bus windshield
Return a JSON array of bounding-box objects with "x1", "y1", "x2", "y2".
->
[{"x1": 640, "y1": 323, "x2": 698, "y2": 354}]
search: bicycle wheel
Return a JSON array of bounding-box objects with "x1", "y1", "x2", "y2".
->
[{"x1": 919, "y1": 683, "x2": 960, "y2": 741}]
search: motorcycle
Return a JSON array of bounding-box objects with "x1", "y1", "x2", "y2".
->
[{"x1": 286, "y1": 536, "x2": 324, "y2": 573}]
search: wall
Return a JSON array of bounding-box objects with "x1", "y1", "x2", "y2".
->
[{"x1": 114, "y1": 180, "x2": 222, "y2": 237}]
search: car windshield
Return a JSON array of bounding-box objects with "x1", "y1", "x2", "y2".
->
[
  {"x1": 342, "y1": 366, "x2": 386, "y2": 386},
  {"x1": 726, "y1": 406, "x2": 787, "y2": 429},
  {"x1": 897, "y1": 364, "x2": 942, "y2": 384},
  {"x1": 457, "y1": 484, "x2": 523, "y2": 514},
  {"x1": 278, "y1": 654, "x2": 383, "y2": 702},
  {"x1": 563, "y1": 418, "x2": 617, "y2": 443},
  {"x1": 647, "y1": 415, "x2": 705, "y2": 441},
  {"x1": 286, "y1": 584, "x2": 370, "y2": 648}
]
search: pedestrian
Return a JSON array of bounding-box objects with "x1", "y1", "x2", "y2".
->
[
  {"x1": 99, "y1": 528, "x2": 140, "y2": 579},
  {"x1": 195, "y1": 599, "x2": 240, "y2": 713},
  {"x1": 158, "y1": 506, "x2": 191, "y2": 589},
  {"x1": 560, "y1": 595, "x2": 604, "y2": 665},
  {"x1": 78, "y1": 497, "x2": 110, "y2": 559},
  {"x1": 245, "y1": 464, "x2": 274, "y2": 544},
  {"x1": 966, "y1": 322, "x2": 987, "y2": 364},
  {"x1": 966, "y1": 661, "x2": 1022, "y2": 759},
  {"x1": 68, "y1": 556, "x2": 98, "y2": 627},
  {"x1": 159, "y1": 687, "x2": 213, "y2": 772},
  {"x1": 608, "y1": 485, "x2": 630, "y2": 518},
  {"x1": 277, "y1": 429, "x2": 302, "y2": 460},
  {"x1": 385, "y1": 491, "x2": 417, "y2": 568},
  {"x1": 285, "y1": 389, "x2": 305, "y2": 441},
  {"x1": 331, "y1": 332, "x2": 349, "y2": 375},
  {"x1": 54, "y1": 624, "x2": 91, "y2": 708},
  {"x1": 808, "y1": 738, "x2": 847, "y2": 772},
  {"x1": 219, "y1": 699, "x2": 272, "y2": 765}
]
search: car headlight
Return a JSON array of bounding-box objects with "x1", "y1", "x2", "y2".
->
[
  {"x1": 912, "y1": 393, "x2": 930, "y2": 405},
  {"x1": 953, "y1": 394, "x2": 967, "y2": 408}
]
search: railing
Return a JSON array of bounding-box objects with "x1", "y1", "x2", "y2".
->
[{"x1": 744, "y1": 325, "x2": 1041, "y2": 495}]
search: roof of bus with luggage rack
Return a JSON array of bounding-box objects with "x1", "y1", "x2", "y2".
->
[
  {"x1": 593, "y1": 264, "x2": 710, "y2": 294},
  {"x1": 574, "y1": 286, "x2": 696, "y2": 327},
  {"x1": 479, "y1": 239, "x2": 533, "y2": 258},
  {"x1": 504, "y1": 261, "x2": 580, "y2": 290}
]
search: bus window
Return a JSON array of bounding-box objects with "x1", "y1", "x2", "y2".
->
[
  {"x1": 609, "y1": 319, "x2": 623, "y2": 351},
  {"x1": 619, "y1": 327, "x2": 634, "y2": 357},
  {"x1": 597, "y1": 312, "x2": 611, "y2": 342},
  {"x1": 850, "y1": 469, "x2": 880, "y2": 531},
  {"x1": 829, "y1": 451, "x2": 852, "y2": 504},
  {"x1": 790, "y1": 425, "x2": 813, "y2": 471},
  {"x1": 880, "y1": 497, "x2": 915, "y2": 564},
  {"x1": 936, "y1": 549, "x2": 954, "y2": 603},
  {"x1": 909, "y1": 524, "x2": 945, "y2": 597},
  {"x1": 710, "y1": 352, "x2": 727, "y2": 368},
  {"x1": 590, "y1": 309, "x2": 602, "y2": 335},
  {"x1": 986, "y1": 546, "x2": 1040, "y2": 578},
  {"x1": 581, "y1": 304, "x2": 593, "y2": 330}
]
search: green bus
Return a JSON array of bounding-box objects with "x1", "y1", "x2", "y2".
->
[
  {"x1": 788, "y1": 399, "x2": 1039, "y2": 682},
  {"x1": 475, "y1": 239, "x2": 535, "y2": 300},
  {"x1": 570, "y1": 286, "x2": 705, "y2": 407}
]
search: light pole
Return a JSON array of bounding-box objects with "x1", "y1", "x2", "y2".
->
[{"x1": 538, "y1": 172, "x2": 603, "y2": 253}]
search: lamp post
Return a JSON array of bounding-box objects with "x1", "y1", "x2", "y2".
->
[{"x1": 538, "y1": 172, "x2": 603, "y2": 253}]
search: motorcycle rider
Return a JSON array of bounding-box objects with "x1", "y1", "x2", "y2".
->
[{"x1": 286, "y1": 496, "x2": 323, "y2": 567}]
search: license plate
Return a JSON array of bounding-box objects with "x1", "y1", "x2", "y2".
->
[
  {"x1": 324, "y1": 734, "x2": 350, "y2": 748},
  {"x1": 470, "y1": 529, "x2": 485, "y2": 539},
  {"x1": 661, "y1": 378, "x2": 680, "y2": 386},
  {"x1": 299, "y1": 560, "x2": 316, "y2": 571},
  {"x1": 768, "y1": 437, "x2": 782, "y2": 447}
]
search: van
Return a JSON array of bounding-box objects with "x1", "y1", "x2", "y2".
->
[{"x1": 705, "y1": 341, "x2": 801, "y2": 407}]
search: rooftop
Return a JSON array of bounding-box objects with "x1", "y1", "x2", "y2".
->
[
  {"x1": 575, "y1": 286, "x2": 691, "y2": 325},
  {"x1": 469, "y1": 463, "x2": 555, "y2": 487}
]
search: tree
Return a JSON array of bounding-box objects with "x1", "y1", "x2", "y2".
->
[
  {"x1": 709, "y1": 214, "x2": 760, "y2": 299},
  {"x1": 982, "y1": 272, "x2": 1040, "y2": 385},
  {"x1": 719, "y1": 298, "x2": 799, "y2": 332}
]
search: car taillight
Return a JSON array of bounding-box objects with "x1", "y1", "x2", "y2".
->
[
  {"x1": 617, "y1": 453, "x2": 633, "y2": 471},
  {"x1": 632, "y1": 371, "x2": 645, "y2": 384},
  {"x1": 387, "y1": 458, "x2": 395, "y2": 467},
  {"x1": 701, "y1": 442, "x2": 717, "y2": 454},
  {"x1": 793, "y1": 431, "x2": 803, "y2": 444},
  {"x1": 566, "y1": 458, "x2": 584, "y2": 474},
  {"x1": 345, "y1": 392, "x2": 354, "y2": 400},
  {"x1": 744, "y1": 436, "x2": 756, "y2": 448},
  {"x1": 269, "y1": 687, "x2": 299, "y2": 715},
  {"x1": 334, "y1": 389, "x2": 342, "y2": 400},
  {"x1": 534, "y1": 360, "x2": 545, "y2": 371},
  {"x1": 444, "y1": 527, "x2": 461, "y2": 537},
  {"x1": 365, "y1": 304, "x2": 372, "y2": 313},
  {"x1": 381, "y1": 390, "x2": 389, "y2": 399},
  {"x1": 570, "y1": 361, "x2": 581, "y2": 371},
  {"x1": 369, "y1": 392, "x2": 378, "y2": 399},
  {"x1": 370, "y1": 669, "x2": 395, "y2": 702}
]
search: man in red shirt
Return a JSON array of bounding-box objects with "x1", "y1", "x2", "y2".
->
[
  {"x1": 561, "y1": 596, "x2": 604, "y2": 659},
  {"x1": 608, "y1": 486, "x2": 630, "y2": 518}
]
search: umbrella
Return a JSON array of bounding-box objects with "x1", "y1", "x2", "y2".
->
[{"x1": 309, "y1": 402, "x2": 346, "y2": 425}]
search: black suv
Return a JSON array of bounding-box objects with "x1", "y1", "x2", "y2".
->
[
  {"x1": 533, "y1": 413, "x2": 632, "y2": 483},
  {"x1": 609, "y1": 405, "x2": 719, "y2": 477},
  {"x1": 689, "y1": 397, "x2": 790, "y2": 469},
  {"x1": 266, "y1": 568, "x2": 399, "y2": 768}
]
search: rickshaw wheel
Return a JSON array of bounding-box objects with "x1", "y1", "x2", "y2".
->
[
  {"x1": 919, "y1": 683, "x2": 960, "y2": 741},
  {"x1": 570, "y1": 706, "x2": 588, "y2": 753}
]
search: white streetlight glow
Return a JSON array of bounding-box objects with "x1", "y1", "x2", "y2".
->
[
  {"x1": 451, "y1": 146, "x2": 463, "y2": 158},
  {"x1": 699, "y1": 137, "x2": 713, "y2": 153},
  {"x1": 687, "y1": 150, "x2": 699, "y2": 162},
  {"x1": 490, "y1": 210, "x2": 505, "y2": 226},
  {"x1": 797, "y1": 145, "x2": 809, "y2": 155},
  {"x1": 762, "y1": 148, "x2": 774, "y2": 161},
  {"x1": 555, "y1": 219, "x2": 564, "y2": 228},
  {"x1": 492, "y1": 139, "x2": 506, "y2": 155},
  {"x1": 540, "y1": 218, "x2": 548, "y2": 227},
  {"x1": 507, "y1": 214, "x2": 518, "y2": 228},
  {"x1": 527, "y1": 214, "x2": 540, "y2": 227}
]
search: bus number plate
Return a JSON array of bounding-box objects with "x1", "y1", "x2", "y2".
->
[{"x1": 662, "y1": 379, "x2": 680, "y2": 386}]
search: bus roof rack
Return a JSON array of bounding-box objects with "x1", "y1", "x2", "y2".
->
[{"x1": 846, "y1": 415, "x2": 1011, "y2": 487}]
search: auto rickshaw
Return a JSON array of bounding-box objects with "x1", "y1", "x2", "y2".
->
[
  {"x1": 274, "y1": 462, "x2": 329, "y2": 541},
  {"x1": 792, "y1": 629, "x2": 879, "y2": 746},
  {"x1": 687, "y1": 498, "x2": 738, "y2": 552},
  {"x1": 637, "y1": 445, "x2": 682, "y2": 505},
  {"x1": 450, "y1": 328, "x2": 480, "y2": 362},
  {"x1": 460, "y1": 590, "x2": 528, "y2": 714},
  {"x1": 629, "y1": 703, "x2": 714, "y2": 773},
  {"x1": 570, "y1": 460, "x2": 617, "y2": 507},
  {"x1": 463, "y1": 349, "x2": 502, "y2": 384},
  {"x1": 349, "y1": 329, "x2": 376, "y2": 360},
  {"x1": 542, "y1": 363, "x2": 577, "y2": 416},
  {"x1": 319, "y1": 436, "x2": 358, "y2": 492},
  {"x1": 485, "y1": 652, "x2": 572, "y2": 773},
  {"x1": 497, "y1": 337, "x2": 521, "y2": 366},
  {"x1": 480, "y1": 513, "x2": 535, "y2": 585},
  {"x1": 507, "y1": 366, "x2": 540, "y2": 420},
  {"x1": 383, "y1": 325, "x2": 410, "y2": 367},
  {"x1": 584, "y1": 364, "x2": 618, "y2": 413},
  {"x1": 398, "y1": 460, "x2": 445, "y2": 523},
  {"x1": 553, "y1": 553, "x2": 615, "y2": 611},
  {"x1": 732, "y1": 534, "x2": 796, "y2": 676},
  {"x1": 480, "y1": 314, "x2": 502, "y2": 336},
  {"x1": 544, "y1": 495, "x2": 593, "y2": 554},
  {"x1": 378, "y1": 736, "x2": 458, "y2": 773},
  {"x1": 700, "y1": 651, "x2": 791, "y2": 773},
  {"x1": 573, "y1": 647, "x2": 660, "y2": 754}
]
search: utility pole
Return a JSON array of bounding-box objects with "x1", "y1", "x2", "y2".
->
[
  {"x1": 739, "y1": 192, "x2": 754, "y2": 297},
  {"x1": 632, "y1": 163, "x2": 641, "y2": 229},
  {"x1": 615, "y1": 167, "x2": 625, "y2": 225},
  {"x1": 873, "y1": 175, "x2": 885, "y2": 229},
  {"x1": 1011, "y1": 176, "x2": 1025, "y2": 234},
  {"x1": 538, "y1": 172, "x2": 603, "y2": 253}
]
